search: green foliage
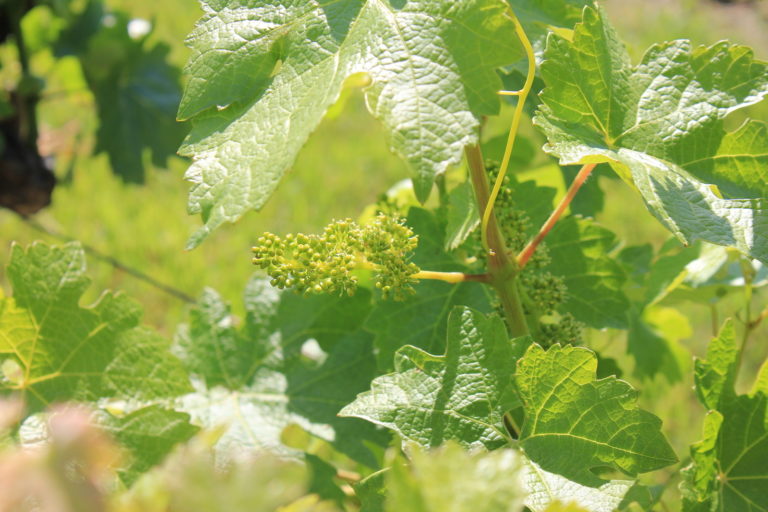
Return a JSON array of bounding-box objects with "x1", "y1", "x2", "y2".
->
[
  {"x1": 535, "y1": 6, "x2": 768, "y2": 264},
  {"x1": 53, "y1": 2, "x2": 185, "y2": 181},
  {"x1": 3, "y1": 1, "x2": 768, "y2": 511},
  {"x1": 384, "y1": 443, "x2": 526, "y2": 512},
  {"x1": 365, "y1": 207, "x2": 493, "y2": 370},
  {"x1": 543, "y1": 217, "x2": 629, "y2": 329},
  {"x1": 98, "y1": 406, "x2": 199, "y2": 486},
  {"x1": 119, "y1": 441, "x2": 335, "y2": 512},
  {"x1": 516, "y1": 344, "x2": 677, "y2": 483}
]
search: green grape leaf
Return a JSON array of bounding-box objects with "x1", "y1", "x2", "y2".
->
[
  {"x1": 508, "y1": 177, "x2": 558, "y2": 238},
  {"x1": 0, "y1": 243, "x2": 191, "y2": 411},
  {"x1": 174, "y1": 276, "x2": 386, "y2": 466},
  {"x1": 366, "y1": 208, "x2": 492, "y2": 371},
  {"x1": 682, "y1": 319, "x2": 768, "y2": 511},
  {"x1": 618, "y1": 242, "x2": 695, "y2": 382},
  {"x1": 178, "y1": 0, "x2": 523, "y2": 247},
  {"x1": 693, "y1": 319, "x2": 738, "y2": 410},
  {"x1": 57, "y1": 5, "x2": 185, "y2": 182},
  {"x1": 386, "y1": 442, "x2": 525, "y2": 512},
  {"x1": 544, "y1": 217, "x2": 630, "y2": 329},
  {"x1": 562, "y1": 164, "x2": 605, "y2": 218},
  {"x1": 516, "y1": 344, "x2": 677, "y2": 486},
  {"x1": 534, "y1": 6, "x2": 768, "y2": 263},
  {"x1": 502, "y1": 0, "x2": 595, "y2": 105},
  {"x1": 341, "y1": 307, "x2": 523, "y2": 450},
  {"x1": 97, "y1": 406, "x2": 199, "y2": 486}
]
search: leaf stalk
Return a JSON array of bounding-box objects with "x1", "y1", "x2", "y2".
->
[
  {"x1": 412, "y1": 270, "x2": 489, "y2": 284},
  {"x1": 517, "y1": 163, "x2": 597, "y2": 268}
]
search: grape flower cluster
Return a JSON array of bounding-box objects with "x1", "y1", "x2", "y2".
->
[{"x1": 252, "y1": 213, "x2": 419, "y2": 300}]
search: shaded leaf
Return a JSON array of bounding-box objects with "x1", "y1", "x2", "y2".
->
[
  {"x1": 510, "y1": 0, "x2": 594, "y2": 51},
  {"x1": 445, "y1": 180, "x2": 480, "y2": 251},
  {"x1": 355, "y1": 469, "x2": 388, "y2": 512},
  {"x1": 98, "y1": 406, "x2": 199, "y2": 486},
  {"x1": 57, "y1": 5, "x2": 185, "y2": 182},
  {"x1": 627, "y1": 306, "x2": 690, "y2": 384},
  {"x1": 174, "y1": 276, "x2": 386, "y2": 466},
  {"x1": 544, "y1": 217, "x2": 629, "y2": 329}
]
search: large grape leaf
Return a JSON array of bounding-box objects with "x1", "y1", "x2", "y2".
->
[
  {"x1": 174, "y1": 276, "x2": 387, "y2": 466},
  {"x1": 341, "y1": 306, "x2": 522, "y2": 450},
  {"x1": 516, "y1": 344, "x2": 677, "y2": 486},
  {"x1": 681, "y1": 320, "x2": 768, "y2": 511},
  {"x1": 177, "y1": 0, "x2": 523, "y2": 247},
  {"x1": 0, "y1": 243, "x2": 191, "y2": 411},
  {"x1": 534, "y1": 6, "x2": 768, "y2": 264},
  {"x1": 366, "y1": 207, "x2": 492, "y2": 371}
]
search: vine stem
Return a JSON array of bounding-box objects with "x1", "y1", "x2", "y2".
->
[
  {"x1": 20, "y1": 215, "x2": 196, "y2": 303},
  {"x1": 466, "y1": 144, "x2": 529, "y2": 337},
  {"x1": 517, "y1": 163, "x2": 597, "y2": 268},
  {"x1": 480, "y1": 11, "x2": 535, "y2": 251}
]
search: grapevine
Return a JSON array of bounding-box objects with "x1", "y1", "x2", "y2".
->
[{"x1": 1, "y1": 1, "x2": 767, "y2": 511}]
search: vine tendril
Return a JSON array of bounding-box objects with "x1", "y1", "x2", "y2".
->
[{"x1": 480, "y1": 12, "x2": 535, "y2": 252}]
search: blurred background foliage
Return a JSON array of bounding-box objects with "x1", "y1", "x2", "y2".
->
[{"x1": 0, "y1": 0, "x2": 767, "y2": 509}]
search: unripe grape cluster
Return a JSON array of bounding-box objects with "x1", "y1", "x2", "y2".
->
[
  {"x1": 479, "y1": 162, "x2": 583, "y2": 344},
  {"x1": 539, "y1": 313, "x2": 583, "y2": 346},
  {"x1": 252, "y1": 213, "x2": 419, "y2": 299}
]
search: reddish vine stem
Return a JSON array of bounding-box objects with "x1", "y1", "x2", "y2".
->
[{"x1": 517, "y1": 163, "x2": 597, "y2": 268}]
